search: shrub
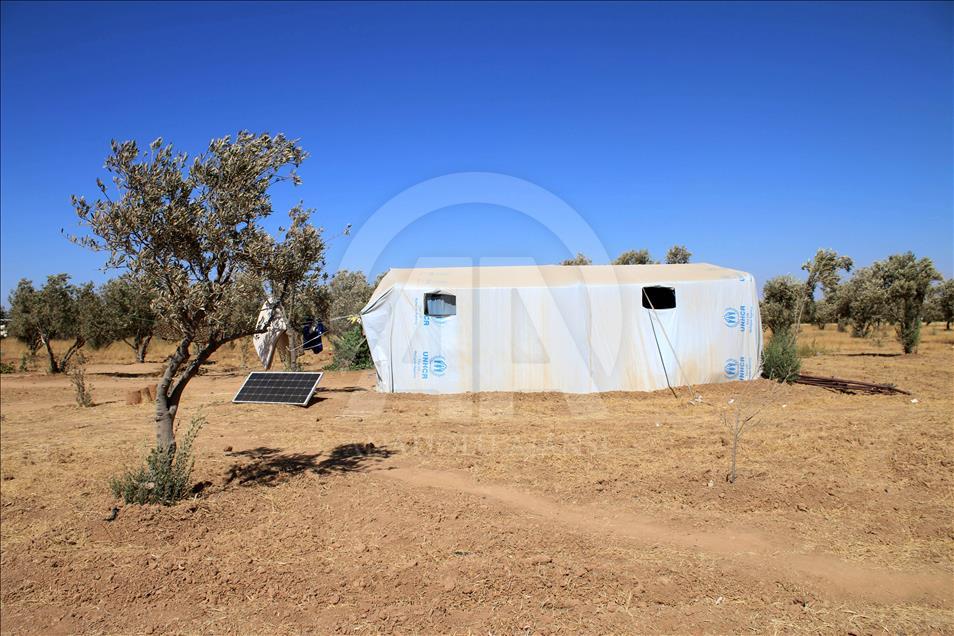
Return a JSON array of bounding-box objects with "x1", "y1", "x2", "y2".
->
[
  {"x1": 69, "y1": 355, "x2": 93, "y2": 407},
  {"x1": 330, "y1": 326, "x2": 373, "y2": 370},
  {"x1": 722, "y1": 403, "x2": 760, "y2": 483},
  {"x1": 0, "y1": 361, "x2": 13, "y2": 374},
  {"x1": 110, "y1": 416, "x2": 204, "y2": 505},
  {"x1": 762, "y1": 330, "x2": 801, "y2": 382}
]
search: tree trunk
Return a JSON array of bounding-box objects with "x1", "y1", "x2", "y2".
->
[
  {"x1": 60, "y1": 338, "x2": 84, "y2": 371},
  {"x1": 155, "y1": 338, "x2": 192, "y2": 454},
  {"x1": 287, "y1": 329, "x2": 300, "y2": 371},
  {"x1": 43, "y1": 337, "x2": 60, "y2": 374},
  {"x1": 155, "y1": 337, "x2": 225, "y2": 455},
  {"x1": 946, "y1": 321, "x2": 951, "y2": 331},
  {"x1": 728, "y1": 421, "x2": 739, "y2": 483},
  {"x1": 136, "y1": 335, "x2": 152, "y2": 363}
]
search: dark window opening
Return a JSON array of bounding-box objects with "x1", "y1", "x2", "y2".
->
[
  {"x1": 642, "y1": 286, "x2": 676, "y2": 310},
  {"x1": 425, "y1": 293, "x2": 457, "y2": 317}
]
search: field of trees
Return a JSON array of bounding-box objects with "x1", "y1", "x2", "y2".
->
[{"x1": 1, "y1": 132, "x2": 951, "y2": 633}]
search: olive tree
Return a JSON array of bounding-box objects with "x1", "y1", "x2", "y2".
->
[
  {"x1": 874, "y1": 252, "x2": 940, "y2": 353},
  {"x1": 801, "y1": 249, "x2": 852, "y2": 328},
  {"x1": 278, "y1": 277, "x2": 332, "y2": 371},
  {"x1": 925, "y1": 279, "x2": 954, "y2": 330},
  {"x1": 72, "y1": 132, "x2": 325, "y2": 455},
  {"x1": 97, "y1": 273, "x2": 158, "y2": 362},
  {"x1": 323, "y1": 270, "x2": 375, "y2": 369},
  {"x1": 7, "y1": 274, "x2": 97, "y2": 373},
  {"x1": 839, "y1": 266, "x2": 888, "y2": 337},
  {"x1": 326, "y1": 270, "x2": 374, "y2": 326},
  {"x1": 561, "y1": 252, "x2": 592, "y2": 266},
  {"x1": 760, "y1": 275, "x2": 803, "y2": 336},
  {"x1": 664, "y1": 245, "x2": 691, "y2": 264},
  {"x1": 614, "y1": 249, "x2": 654, "y2": 265}
]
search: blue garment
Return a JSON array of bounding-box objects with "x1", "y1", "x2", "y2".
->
[{"x1": 302, "y1": 320, "x2": 326, "y2": 353}]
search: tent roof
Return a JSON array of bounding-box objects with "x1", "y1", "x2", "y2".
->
[{"x1": 377, "y1": 263, "x2": 750, "y2": 290}]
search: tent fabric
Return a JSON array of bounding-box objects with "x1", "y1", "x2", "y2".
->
[
  {"x1": 253, "y1": 300, "x2": 289, "y2": 370},
  {"x1": 360, "y1": 264, "x2": 763, "y2": 394}
]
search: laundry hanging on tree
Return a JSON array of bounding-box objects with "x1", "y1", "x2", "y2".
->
[
  {"x1": 302, "y1": 319, "x2": 327, "y2": 354},
  {"x1": 253, "y1": 300, "x2": 289, "y2": 370}
]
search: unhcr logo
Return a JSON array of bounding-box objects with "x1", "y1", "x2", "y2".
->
[
  {"x1": 423, "y1": 315, "x2": 449, "y2": 327},
  {"x1": 723, "y1": 308, "x2": 739, "y2": 328},
  {"x1": 724, "y1": 358, "x2": 739, "y2": 379},
  {"x1": 723, "y1": 305, "x2": 748, "y2": 331},
  {"x1": 431, "y1": 356, "x2": 447, "y2": 377}
]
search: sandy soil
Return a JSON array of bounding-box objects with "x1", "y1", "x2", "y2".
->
[{"x1": 1, "y1": 326, "x2": 952, "y2": 634}]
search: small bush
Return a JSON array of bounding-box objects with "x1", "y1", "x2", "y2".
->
[
  {"x1": 18, "y1": 353, "x2": 30, "y2": 372},
  {"x1": 110, "y1": 416, "x2": 204, "y2": 505},
  {"x1": 0, "y1": 361, "x2": 14, "y2": 374},
  {"x1": 69, "y1": 355, "x2": 93, "y2": 407},
  {"x1": 762, "y1": 330, "x2": 801, "y2": 382},
  {"x1": 329, "y1": 326, "x2": 374, "y2": 370}
]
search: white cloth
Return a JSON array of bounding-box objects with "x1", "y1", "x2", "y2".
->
[{"x1": 253, "y1": 300, "x2": 289, "y2": 370}]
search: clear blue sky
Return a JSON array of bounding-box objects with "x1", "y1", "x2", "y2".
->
[{"x1": 2, "y1": 1, "x2": 951, "y2": 302}]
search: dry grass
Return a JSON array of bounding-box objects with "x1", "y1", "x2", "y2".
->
[{"x1": 1, "y1": 325, "x2": 952, "y2": 633}]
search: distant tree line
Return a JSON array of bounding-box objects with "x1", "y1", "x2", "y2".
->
[
  {"x1": 561, "y1": 245, "x2": 692, "y2": 266},
  {"x1": 5, "y1": 267, "x2": 384, "y2": 374},
  {"x1": 761, "y1": 249, "x2": 950, "y2": 354},
  {"x1": 8, "y1": 244, "x2": 949, "y2": 378}
]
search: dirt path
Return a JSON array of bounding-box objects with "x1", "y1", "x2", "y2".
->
[{"x1": 377, "y1": 462, "x2": 952, "y2": 608}]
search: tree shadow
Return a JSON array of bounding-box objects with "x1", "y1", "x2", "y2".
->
[
  {"x1": 224, "y1": 443, "x2": 395, "y2": 487},
  {"x1": 90, "y1": 399, "x2": 122, "y2": 407},
  {"x1": 314, "y1": 442, "x2": 396, "y2": 474}
]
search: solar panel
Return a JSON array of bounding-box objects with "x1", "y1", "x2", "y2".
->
[{"x1": 232, "y1": 371, "x2": 324, "y2": 406}]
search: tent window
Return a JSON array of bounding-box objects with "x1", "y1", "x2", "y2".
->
[
  {"x1": 425, "y1": 293, "x2": 456, "y2": 317},
  {"x1": 642, "y1": 286, "x2": 676, "y2": 310}
]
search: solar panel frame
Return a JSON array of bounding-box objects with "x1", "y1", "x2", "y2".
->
[{"x1": 232, "y1": 371, "x2": 325, "y2": 406}]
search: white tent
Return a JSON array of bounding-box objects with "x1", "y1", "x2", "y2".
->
[{"x1": 360, "y1": 263, "x2": 762, "y2": 394}]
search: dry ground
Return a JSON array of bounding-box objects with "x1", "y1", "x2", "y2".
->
[{"x1": 1, "y1": 326, "x2": 952, "y2": 634}]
